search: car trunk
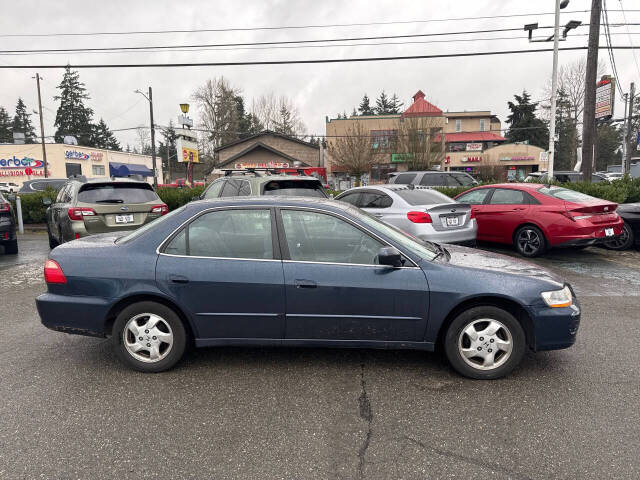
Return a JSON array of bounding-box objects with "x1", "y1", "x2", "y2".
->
[
  {"x1": 76, "y1": 183, "x2": 162, "y2": 235},
  {"x1": 564, "y1": 200, "x2": 619, "y2": 224},
  {"x1": 419, "y1": 203, "x2": 472, "y2": 231}
]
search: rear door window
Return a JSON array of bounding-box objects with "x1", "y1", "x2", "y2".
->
[
  {"x1": 358, "y1": 192, "x2": 393, "y2": 208},
  {"x1": 237, "y1": 180, "x2": 251, "y2": 196},
  {"x1": 393, "y1": 173, "x2": 417, "y2": 184},
  {"x1": 336, "y1": 192, "x2": 361, "y2": 206},
  {"x1": 452, "y1": 173, "x2": 475, "y2": 186},
  {"x1": 419, "y1": 174, "x2": 445, "y2": 186},
  {"x1": 220, "y1": 179, "x2": 240, "y2": 197},
  {"x1": 262, "y1": 179, "x2": 326, "y2": 198},
  {"x1": 77, "y1": 183, "x2": 158, "y2": 204}
]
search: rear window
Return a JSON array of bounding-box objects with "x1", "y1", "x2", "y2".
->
[
  {"x1": 452, "y1": 173, "x2": 476, "y2": 186},
  {"x1": 78, "y1": 183, "x2": 159, "y2": 204},
  {"x1": 262, "y1": 180, "x2": 327, "y2": 198},
  {"x1": 538, "y1": 187, "x2": 597, "y2": 202},
  {"x1": 395, "y1": 189, "x2": 454, "y2": 205}
]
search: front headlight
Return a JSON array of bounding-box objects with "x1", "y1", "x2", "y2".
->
[{"x1": 541, "y1": 285, "x2": 573, "y2": 308}]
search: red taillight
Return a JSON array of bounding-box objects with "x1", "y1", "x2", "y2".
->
[
  {"x1": 0, "y1": 202, "x2": 10, "y2": 212},
  {"x1": 2, "y1": 232, "x2": 8, "y2": 240},
  {"x1": 151, "y1": 204, "x2": 169, "y2": 215},
  {"x1": 68, "y1": 207, "x2": 96, "y2": 221},
  {"x1": 407, "y1": 211, "x2": 432, "y2": 223},
  {"x1": 44, "y1": 259, "x2": 67, "y2": 284},
  {"x1": 470, "y1": 209, "x2": 476, "y2": 220}
]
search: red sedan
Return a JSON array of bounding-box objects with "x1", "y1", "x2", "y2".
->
[{"x1": 455, "y1": 183, "x2": 624, "y2": 257}]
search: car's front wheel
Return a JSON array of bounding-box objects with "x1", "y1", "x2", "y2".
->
[
  {"x1": 444, "y1": 306, "x2": 526, "y2": 379},
  {"x1": 514, "y1": 225, "x2": 547, "y2": 257},
  {"x1": 3, "y1": 239, "x2": 18, "y2": 254},
  {"x1": 603, "y1": 221, "x2": 634, "y2": 251},
  {"x1": 113, "y1": 301, "x2": 187, "y2": 373}
]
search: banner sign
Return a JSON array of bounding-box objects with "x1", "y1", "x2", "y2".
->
[
  {"x1": 499, "y1": 156, "x2": 535, "y2": 162},
  {"x1": 0, "y1": 156, "x2": 45, "y2": 169},
  {"x1": 465, "y1": 143, "x2": 483, "y2": 151},
  {"x1": 235, "y1": 162, "x2": 289, "y2": 169},
  {"x1": 595, "y1": 77, "x2": 615, "y2": 120},
  {"x1": 176, "y1": 137, "x2": 199, "y2": 164},
  {"x1": 461, "y1": 156, "x2": 482, "y2": 163}
]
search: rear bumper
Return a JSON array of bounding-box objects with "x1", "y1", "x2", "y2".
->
[
  {"x1": 36, "y1": 293, "x2": 112, "y2": 337},
  {"x1": 0, "y1": 217, "x2": 16, "y2": 241},
  {"x1": 530, "y1": 303, "x2": 581, "y2": 351},
  {"x1": 552, "y1": 221, "x2": 625, "y2": 247},
  {"x1": 416, "y1": 221, "x2": 477, "y2": 245}
]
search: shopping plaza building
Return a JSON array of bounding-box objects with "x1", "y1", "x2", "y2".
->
[
  {"x1": 0, "y1": 143, "x2": 161, "y2": 187},
  {"x1": 325, "y1": 90, "x2": 547, "y2": 183}
]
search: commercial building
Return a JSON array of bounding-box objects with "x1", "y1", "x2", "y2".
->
[
  {"x1": 325, "y1": 90, "x2": 548, "y2": 183},
  {"x1": 0, "y1": 143, "x2": 162, "y2": 187}
]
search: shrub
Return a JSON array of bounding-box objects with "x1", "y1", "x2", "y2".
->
[
  {"x1": 156, "y1": 186, "x2": 205, "y2": 211},
  {"x1": 8, "y1": 188, "x2": 58, "y2": 224}
]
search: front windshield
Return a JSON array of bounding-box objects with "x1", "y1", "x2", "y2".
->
[
  {"x1": 117, "y1": 205, "x2": 187, "y2": 243},
  {"x1": 357, "y1": 209, "x2": 439, "y2": 261}
]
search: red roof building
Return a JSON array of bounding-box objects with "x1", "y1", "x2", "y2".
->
[{"x1": 401, "y1": 90, "x2": 443, "y2": 117}]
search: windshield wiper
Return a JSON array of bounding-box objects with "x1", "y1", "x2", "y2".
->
[{"x1": 95, "y1": 199, "x2": 124, "y2": 203}]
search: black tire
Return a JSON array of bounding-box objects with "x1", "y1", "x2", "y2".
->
[
  {"x1": 4, "y1": 239, "x2": 18, "y2": 254},
  {"x1": 444, "y1": 306, "x2": 526, "y2": 380},
  {"x1": 603, "y1": 221, "x2": 634, "y2": 251},
  {"x1": 514, "y1": 225, "x2": 547, "y2": 257},
  {"x1": 47, "y1": 226, "x2": 59, "y2": 249},
  {"x1": 112, "y1": 301, "x2": 187, "y2": 373}
]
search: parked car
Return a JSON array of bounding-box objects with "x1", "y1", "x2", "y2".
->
[
  {"x1": 535, "y1": 171, "x2": 608, "y2": 183},
  {"x1": 335, "y1": 184, "x2": 476, "y2": 246},
  {"x1": 45, "y1": 178, "x2": 168, "y2": 248},
  {"x1": 18, "y1": 178, "x2": 68, "y2": 194},
  {"x1": 0, "y1": 191, "x2": 17, "y2": 254},
  {"x1": 0, "y1": 182, "x2": 19, "y2": 194},
  {"x1": 455, "y1": 183, "x2": 624, "y2": 257},
  {"x1": 603, "y1": 202, "x2": 640, "y2": 250},
  {"x1": 388, "y1": 171, "x2": 478, "y2": 187},
  {"x1": 37, "y1": 197, "x2": 581, "y2": 380},
  {"x1": 158, "y1": 178, "x2": 205, "y2": 188},
  {"x1": 523, "y1": 172, "x2": 545, "y2": 182},
  {"x1": 199, "y1": 172, "x2": 328, "y2": 199}
]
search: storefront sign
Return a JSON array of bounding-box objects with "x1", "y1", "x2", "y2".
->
[
  {"x1": 465, "y1": 143, "x2": 483, "y2": 151},
  {"x1": 90, "y1": 151, "x2": 104, "y2": 161},
  {"x1": 461, "y1": 156, "x2": 482, "y2": 163},
  {"x1": 391, "y1": 153, "x2": 414, "y2": 163},
  {"x1": 235, "y1": 162, "x2": 289, "y2": 169},
  {"x1": 65, "y1": 150, "x2": 90, "y2": 160},
  {"x1": 499, "y1": 156, "x2": 535, "y2": 162},
  {"x1": 176, "y1": 137, "x2": 199, "y2": 164},
  {"x1": 0, "y1": 169, "x2": 44, "y2": 177},
  {"x1": 0, "y1": 156, "x2": 45, "y2": 169},
  {"x1": 595, "y1": 77, "x2": 615, "y2": 120}
]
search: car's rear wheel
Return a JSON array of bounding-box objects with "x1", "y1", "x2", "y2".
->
[
  {"x1": 603, "y1": 221, "x2": 634, "y2": 251},
  {"x1": 112, "y1": 301, "x2": 187, "y2": 373},
  {"x1": 47, "y1": 226, "x2": 59, "y2": 249},
  {"x1": 514, "y1": 225, "x2": 547, "y2": 257},
  {"x1": 444, "y1": 306, "x2": 526, "y2": 380},
  {"x1": 3, "y1": 239, "x2": 18, "y2": 254}
]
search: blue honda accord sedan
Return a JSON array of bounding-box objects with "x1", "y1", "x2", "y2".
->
[{"x1": 36, "y1": 197, "x2": 580, "y2": 379}]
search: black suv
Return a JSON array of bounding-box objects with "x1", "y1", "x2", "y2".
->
[
  {"x1": 0, "y1": 192, "x2": 18, "y2": 254},
  {"x1": 388, "y1": 170, "x2": 478, "y2": 187}
]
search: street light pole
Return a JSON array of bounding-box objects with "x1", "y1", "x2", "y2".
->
[
  {"x1": 547, "y1": 0, "x2": 563, "y2": 180},
  {"x1": 34, "y1": 73, "x2": 48, "y2": 178},
  {"x1": 148, "y1": 87, "x2": 157, "y2": 188}
]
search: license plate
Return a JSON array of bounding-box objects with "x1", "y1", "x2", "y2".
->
[
  {"x1": 605, "y1": 227, "x2": 614, "y2": 237},
  {"x1": 446, "y1": 216, "x2": 459, "y2": 227},
  {"x1": 115, "y1": 214, "x2": 134, "y2": 224}
]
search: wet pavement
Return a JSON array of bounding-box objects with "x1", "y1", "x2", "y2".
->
[{"x1": 0, "y1": 234, "x2": 639, "y2": 479}]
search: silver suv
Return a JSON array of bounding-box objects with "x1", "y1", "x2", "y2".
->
[{"x1": 388, "y1": 171, "x2": 478, "y2": 187}]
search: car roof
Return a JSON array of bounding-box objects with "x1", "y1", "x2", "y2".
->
[
  {"x1": 193, "y1": 195, "x2": 345, "y2": 211},
  {"x1": 341, "y1": 184, "x2": 437, "y2": 192},
  {"x1": 469, "y1": 183, "x2": 544, "y2": 191},
  {"x1": 223, "y1": 174, "x2": 321, "y2": 183}
]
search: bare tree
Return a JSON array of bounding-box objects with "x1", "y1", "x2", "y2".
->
[
  {"x1": 136, "y1": 126, "x2": 150, "y2": 154},
  {"x1": 395, "y1": 115, "x2": 445, "y2": 170},
  {"x1": 327, "y1": 122, "x2": 376, "y2": 182},
  {"x1": 251, "y1": 93, "x2": 306, "y2": 135}
]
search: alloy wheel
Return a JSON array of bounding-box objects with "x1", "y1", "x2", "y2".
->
[
  {"x1": 123, "y1": 313, "x2": 174, "y2": 363},
  {"x1": 458, "y1": 319, "x2": 513, "y2": 371},
  {"x1": 604, "y1": 223, "x2": 632, "y2": 250},
  {"x1": 517, "y1": 229, "x2": 541, "y2": 255}
]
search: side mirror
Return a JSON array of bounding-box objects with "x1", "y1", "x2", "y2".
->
[
  {"x1": 41, "y1": 197, "x2": 52, "y2": 206},
  {"x1": 7, "y1": 194, "x2": 16, "y2": 202},
  {"x1": 378, "y1": 246, "x2": 403, "y2": 268}
]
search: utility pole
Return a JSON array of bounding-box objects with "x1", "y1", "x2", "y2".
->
[
  {"x1": 34, "y1": 73, "x2": 48, "y2": 178},
  {"x1": 148, "y1": 87, "x2": 158, "y2": 188},
  {"x1": 621, "y1": 92, "x2": 629, "y2": 169},
  {"x1": 547, "y1": 0, "x2": 563, "y2": 179},
  {"x1": 624, "y1": 82, "x2": 635, "y2": 175},
  {"x1": 581, "y1": 0, "x2": 602, "y2": 182}
]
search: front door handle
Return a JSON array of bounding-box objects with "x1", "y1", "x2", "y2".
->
[
  {"x1": 295, "y1": 279, "x2": 317, "y2": 289},
  {"x1": 169, "y1": 275, "x2": 189, "y2": 284}
]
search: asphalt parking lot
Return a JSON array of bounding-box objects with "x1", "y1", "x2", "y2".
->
[{"x1": 1, "y1": 233, "x2": 639, "y2": 479}]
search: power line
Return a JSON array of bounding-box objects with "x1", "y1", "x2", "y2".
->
[
  {"x1": 618, "y1": 0, "x2": 640, "y2": 78},
  {"x1": 0, "y1": 46, "x2": 636, "y2": 69},
  {"x1": 0, "y1": 25, "x2": 566, "y2": 55},
  {"x1": 0, "y1": 10, "x2": 621, "y2": 39},
  {"x1": 603, "y1": 0, "x2": 626, "y2": 97}
]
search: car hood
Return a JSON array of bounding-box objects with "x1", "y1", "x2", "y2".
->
[{"x1": 440, "y1": 244, "x2": 564, "y2": 286}]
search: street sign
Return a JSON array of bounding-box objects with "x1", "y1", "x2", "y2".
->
[
  {"x1": 176, "y1": 137, "x2": 199, "y2": 163},
  {"x1": 595, "y1": 76, "x2": 615, "y2": 121}
]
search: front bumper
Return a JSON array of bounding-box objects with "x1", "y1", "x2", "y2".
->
[
  {"x1": 530, "y1": 302, "x2": 581, "y2": 351},
  {"x1": 36, "y1": 293, "x2": 112, "y2": 337}
]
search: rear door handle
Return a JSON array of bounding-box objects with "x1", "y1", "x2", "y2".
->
[
  {"x1": 169, "y1": 275, "x2": 189, "y2": 284},
  {"x1": 295, "y1": 279, "x2": 317, "y2": 289}
]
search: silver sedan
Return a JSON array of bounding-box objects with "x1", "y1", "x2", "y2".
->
[{"x1": 336, "y1": 185, "x2": 477, "y2": 245}]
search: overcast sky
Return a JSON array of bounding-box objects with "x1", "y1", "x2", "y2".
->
[{"x1": 0, "y1": 0, "x2": 638, "y2": 149}]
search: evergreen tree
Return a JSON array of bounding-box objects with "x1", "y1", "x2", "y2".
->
[
  {"x1": 375, "y1": 91, "x2": 393, "y2": 115},
  {"x1": 596, "y1": 121, "x2": 622, "y2": 171},
  {"x1": 54, "y1": 65, "x2": 95, "y2": 146},
  {"x1": 553, "y1": 89, "x2": 578, "y2": 171},
  {"x1": 125, "y1": 144, "x2": 131, "y2": 153},
  {"x1": 358, "y1": 94, "x2": 375, "y2": 116},
  {"x1": 90, "y1": 118, "x2": 121, "y2": 150},
  {"x1": 236, "y1": 96, "x2": 264, "y2": 138},
  {"x1": 0, "y1": 107, "x2": 12, "y2": 143},
  {"x1": 12, "y1": 98, "x2": 37, "y2": 143},
  {"x1": 158, "y1": 120, "x2": 178, "y2": 177},
  {"x1": 351, "y1": 108, "x2": 358, "y2": 117},
  {"x1": 389, "y1": 93, "x2": 404, "y2": 114},
  {"x1": 274, "y1": 104, "x2": 294, "y2": 135},
  {"x1": 505, "y1": 90, "x2": 549, "y2": 149},
  {"x1": 308, "y1": 135, "x2": 318, "y2": 146}
]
